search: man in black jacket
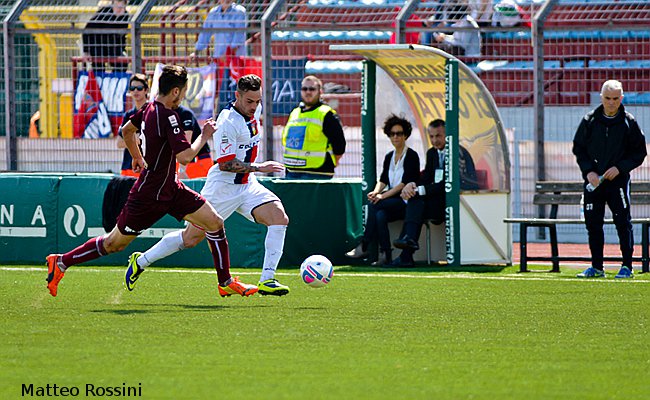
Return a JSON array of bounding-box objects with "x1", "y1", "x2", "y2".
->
[
  {"x1": 389, "y1": 119, "x2": 478, "y2": 267},
  {"x1": 573, "y1": 80, "x2": 647, "y2": 279}
]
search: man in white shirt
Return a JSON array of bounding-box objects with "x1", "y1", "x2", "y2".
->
[{"x1": 433, "y1": 4, "x2": 481, "y2": 57}]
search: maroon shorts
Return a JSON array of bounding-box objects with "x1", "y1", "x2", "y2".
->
[{"x1": 116, "y1": 182, "x2": 205, "y2": 235}]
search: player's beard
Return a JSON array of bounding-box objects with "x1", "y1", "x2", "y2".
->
[{"x1": 303, "y1": 97, "x2": 319, "y2": 108}]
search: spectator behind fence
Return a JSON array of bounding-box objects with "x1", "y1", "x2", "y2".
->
[
  {"x1": 282, "y1": 75, "x2": 346, "y2": 179},
  {"x1": 431, "y1": 3, "x2": 481, "y2": 57},
  {"x1": 82, "y1": 0, "x2": 129, "y2": 73},
  {"x1": 345, "y1": 115, "x2": 420, "y2": 266},
  {"x1": 572, "y1": 80, "x2": 647, "y2": 279},
  {"x1": 190, "y1": 0, "x2": 247, "y2": 62},
  {"x1": 117, "y1": 73, "x2": 149, "y2": 177},
  {"x1": 491, "y1": 0, "x2": 525, "y2": 28},
  {"x1": 389, "y1": 119, "x2": 478, "y2": 267},
  {"x1": 470, "y1": 0, "x2": 494, "y2": 28}
]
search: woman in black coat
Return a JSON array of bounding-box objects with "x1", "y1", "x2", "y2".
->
[{"x1": 346, "y1": 115, "x2": 421, "y2": 265}]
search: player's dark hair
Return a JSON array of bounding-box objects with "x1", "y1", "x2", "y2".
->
[
  {"x1": 382, "y1": 114, "x2": 412, "y2": 139},
  {"x1": 429, "y1": 119, "x2": 445, "y2": 128},
  {"x1": 158, "y1": 65, "x2": 187, "y2": 96},
  {"x1": 237, "y1": 74, "x2": 262, "y2": 93},
  {"x1": 129, "y1": 73, "x2": 148, "y2": 89}
]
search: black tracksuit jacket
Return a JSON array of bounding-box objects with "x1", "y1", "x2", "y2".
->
[{"x1": 572, "y1": 104, "x2": 647, "y2": 181}]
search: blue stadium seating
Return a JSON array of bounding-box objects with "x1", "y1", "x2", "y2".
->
[
  {"x1": 484, "y1": 30, "x2": 650, "y2": 41},
  {"x1": 272, "y1": 31, "x2": 392, "y2": 41},
  {"x1": 307, "y1": 0, "x2": 405, "y2": 7},
  {"x1": 305, "y1": 60, "x2": 363, "y2": 74},
  {"x1": 623, "y1": 92, "x2": 650, "y2": 105}
]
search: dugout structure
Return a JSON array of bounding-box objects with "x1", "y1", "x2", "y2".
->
[{"x1": 332, "y1": 44, "x2": 511, "y2": 266}]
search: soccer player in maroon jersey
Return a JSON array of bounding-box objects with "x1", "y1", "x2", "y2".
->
[
  {"x1": 124, "y1": 75, "x2": 290, "y2": 297},
  {"x1": 46, "y1": 65, "x2": 258, "y2": 298}
]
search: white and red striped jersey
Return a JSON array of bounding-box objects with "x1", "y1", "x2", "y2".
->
[{"x1": 208, "y1": 102, "x2": 262, "y2": 184}]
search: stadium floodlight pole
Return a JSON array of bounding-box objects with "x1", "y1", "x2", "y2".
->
[
  {"x1": 532, "y1": 0, "x2": 557, "y2": 233},
  {"x1": 3, "y1": 0, "x2": 28, "y2": 171},
  {"x1": 395, "y1": 0, "x2": 420, "y2": 44},
  {"x1": 444, "y1": 58, "x2": 461, "y2": 267},
  {"x1": 130, "y1": 0, "x2": 156, "y2": 74},
  {"x1": 261, "y1": 0, "x2": 285, "y2": 162}
]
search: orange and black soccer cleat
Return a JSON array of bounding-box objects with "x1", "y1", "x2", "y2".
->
[
  {"x1": 218, "y1": 276, "x2": 258, "y2": 297},
  {"x1": 46, "y1": 254, "x2": 65, "y2": 297}
]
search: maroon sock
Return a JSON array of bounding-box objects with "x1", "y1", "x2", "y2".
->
[
  {"x1": 206, "y1": 229, "x2": 231, "y2": 285},
  {"x1": 61, "y1": 236, "x2": 107, "y2": 268}
]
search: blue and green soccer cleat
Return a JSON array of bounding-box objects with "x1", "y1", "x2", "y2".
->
[
  {"x1": 125, "y1": 252, "x2": 144, "y2": 291},
  {"x1": 258, "y1": 279, "x2": 290, "y2": 296}
]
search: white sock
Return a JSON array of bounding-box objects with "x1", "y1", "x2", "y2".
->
[
  {"x1": 138, "y1": 230, "x2": 186, "y2": 268},
  {"x1": 259, "y1": 225, "x2": 287, "y2": 282}
]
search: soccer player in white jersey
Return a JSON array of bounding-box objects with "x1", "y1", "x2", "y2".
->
[{"x1": 125, "y1": 74, "x2": 291, "y2": 296}]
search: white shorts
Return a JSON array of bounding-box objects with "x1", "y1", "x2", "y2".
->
[{"x1": 200, "y1": 179, "x2": 280, "y2": 223}]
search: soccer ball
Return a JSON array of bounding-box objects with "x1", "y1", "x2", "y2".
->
[{"x1": 300, "y1": 255, "x2": 333, "y2": 288}]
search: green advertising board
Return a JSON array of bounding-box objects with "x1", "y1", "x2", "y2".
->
[
  {"x1": 0, "y1": 175, "x2": 60, "y2": 262},
  {"x1": 0, "y1": 174, "x2": 362, "y2": 268}
]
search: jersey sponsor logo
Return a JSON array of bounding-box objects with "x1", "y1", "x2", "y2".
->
[
  {"x1": 123, "y1": 225, "x2": 140, "y2": 234},
  {"x1": 238, "y1": 142, "x2": 257, "y2": 150},
  {"x1": 173, "y1": 127, "x2": 181, "y2": 135},
  {"x1": 220, "y1": 143, "x2": 232, "y2": 154},
  {"x1": 168, "y1": 115, "x2": 178, "y2": 127}
]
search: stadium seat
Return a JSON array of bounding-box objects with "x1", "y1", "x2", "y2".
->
[
  {"x1": 272, "y1": 30, "x2": 391, "y2": 42},
  {"x1": 623, "y1": 92, "x2": 650, "y2": 105},
  {"x1": 305, "y1": 60, "x2": 363, "y2": 74},
  {"x1": 588, "y1": 59, "x2": 628, "y2": 68},
  {"x1": 307, "y1": 0, "x2": 405, "y2": 7}
]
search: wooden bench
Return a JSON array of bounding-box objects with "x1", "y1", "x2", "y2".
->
[{"x1": 504, "y1": 181, "x2": 650, "y2": 273}]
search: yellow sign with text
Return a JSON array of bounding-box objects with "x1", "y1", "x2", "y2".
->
[{"x1": 349, "y1": 47, "x2": 507, "y2": 190}]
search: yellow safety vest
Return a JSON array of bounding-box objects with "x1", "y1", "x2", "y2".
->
[{"x1": 282, "y1": 104, "x2": 336, "y2": 169}]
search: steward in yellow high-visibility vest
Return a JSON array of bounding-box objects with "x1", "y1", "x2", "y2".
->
[{"x1": 282, "y1": 76, "x2": 346, "y2": 179}]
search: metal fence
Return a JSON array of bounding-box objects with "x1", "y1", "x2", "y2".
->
[{"x1": 2, "y1": 0, "x2": 650, "y2": 242}]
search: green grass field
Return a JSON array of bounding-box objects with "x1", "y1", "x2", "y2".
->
[{"x1": 1, "y1": 265, "x2": 649, "y2": 399}]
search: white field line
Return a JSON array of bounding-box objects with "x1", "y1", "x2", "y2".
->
[{"x1": 2, "y1": 266, "x2": 648, "y2": 284}]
